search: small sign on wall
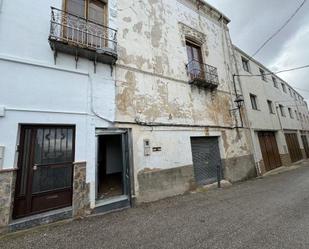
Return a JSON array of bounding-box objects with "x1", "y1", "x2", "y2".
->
[{"x1": 152, "y1": 147, "x2": 162, "y2": 152}]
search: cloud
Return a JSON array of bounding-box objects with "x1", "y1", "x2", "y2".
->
[
  {"x1": 270, "y1": 25, "x2": 309, "y2": 101},
  {"x1": 206, "y1": 0, "x2": 309, "y2": 101}
]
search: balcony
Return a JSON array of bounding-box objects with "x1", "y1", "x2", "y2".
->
[
  {"x1": 186, "y1": 60, "x2": 219, "y2": 89},
  {"x1": 49, "y1": 7, "x2": 117, "y2": 65}
]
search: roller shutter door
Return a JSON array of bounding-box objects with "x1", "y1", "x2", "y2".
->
[{"x1": 190, "y1": 137, "x2": 222, "y2": 185}]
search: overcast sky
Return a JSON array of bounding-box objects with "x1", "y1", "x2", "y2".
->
[{"x1": 206, "y1": 0, "x2": 309, "y2": 102}]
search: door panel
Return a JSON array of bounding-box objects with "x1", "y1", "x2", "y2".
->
[
  {"x1": 285, "y1": 133, "x2": 302, "y2": 163},
  {"x1": 301, "y1": 135, "x2": 309, "y2": 158},
  {"x1": 13, "y1": 126, "x2": 75, "y2": 219},
  {"x1": 122, "y1": 132, "x2": 131, "y2": 198},
  {"x1": 186, "y1": 41, "x2": 204, "y2": 80},
  {"x1": 258, "y1": 132, "x2": 281, "y2": 172},
  {"x1": 190, "y1": 137, "x2": 221, "y2": 185}
]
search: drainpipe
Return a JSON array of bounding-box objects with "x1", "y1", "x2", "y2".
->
[
  {"x1": 274, "y1": 102, "x2": 283, "y2": 131},
  {"x1": 225, "y1": 32, "x2": 261, "y2": 175},
  {"x1": 220, "y1": 16, "x2": 239, "y2": 128}
]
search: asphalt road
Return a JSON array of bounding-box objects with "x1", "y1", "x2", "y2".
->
[{"x1": 1, "y1": 162, "x2": 309, "y2": 249}]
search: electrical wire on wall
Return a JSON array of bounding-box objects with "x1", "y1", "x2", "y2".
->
[{"x1": 88, "y1": 72, "x2": 115, "y2": 124}]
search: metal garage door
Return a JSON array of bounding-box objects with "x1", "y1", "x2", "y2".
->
[
  {"x1": 258, "y1": 132, "x2": 281, "y2": 172},
  {"x1": 285, "y1": 133, "x2": 303, "y2": 163},
  {"x1": 190, "y1": 137, "x2": 222, "y2": 185}
]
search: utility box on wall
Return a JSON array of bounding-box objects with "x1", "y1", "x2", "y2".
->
[
  {"x1": 144, "y1": 139, "x2": 151, "y2": 156},
  {"x1": 0, "y1": 146, "x2": 4, "y2": 169}
]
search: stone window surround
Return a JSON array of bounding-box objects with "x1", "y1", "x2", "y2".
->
[{"x1": 179, "y1": 22, "x2": 208, "y2": 66}]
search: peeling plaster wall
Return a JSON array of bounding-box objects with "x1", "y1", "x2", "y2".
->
[
  {"x1": 115, "y1": 0, "x2": 255, "y2": 197},
  {"x1": 118, "y1": 124, "x2": 254, "y2": 196},
  {"x1": 116, "y1": 0, "x2": 237, "y2": 126}
]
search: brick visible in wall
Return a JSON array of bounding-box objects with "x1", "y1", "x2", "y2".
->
[
  {"x1": 301, "y1": 149, "x2": 307, "y2": 159},
  {"x1": 72, "y1": 162, "x2": 91, "y2": 217},
  {"x1": 280, "y1": 154, "x2": 291, "y2": 166}
]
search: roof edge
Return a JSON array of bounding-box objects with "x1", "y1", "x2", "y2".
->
[
  {"x1": 233, "y1": 45, "x2": 307, "y2": 102},
  {"x1": 199, "y1": 0, "x2": 231, "y2": 24}
]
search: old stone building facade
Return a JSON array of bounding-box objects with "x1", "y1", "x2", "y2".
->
[
  {"x1": 115, "y1": 0, "x2": 256, "y2": 202},
  {"x1": 0, "y1": 0, "x2": 308, "y2": 232}
]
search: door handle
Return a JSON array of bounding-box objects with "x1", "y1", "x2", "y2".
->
[{"x1": 33, "y1": 164, "x2": 38, "y2": 171}]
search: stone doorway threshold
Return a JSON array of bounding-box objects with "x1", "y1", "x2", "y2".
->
[
  {"x1": 94, "y1": 195, "x2": 130, "y2": 214},
  {"x1": 262, "y1": 159, "x2": 308, "y2": 177},
  {"x1": 9, "y1": 207, "x2": 72, "y2": 233}
]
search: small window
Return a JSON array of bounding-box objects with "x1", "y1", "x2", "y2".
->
[
  {"x1": 288, "y1": 108, "x2": 293, "y2": 119},
  {"x1": 250, "y1": 94, "x2": 258, "y2": 110},
  {"x1": 279, "y1": 105, "x2": 285, "y2": 117},
  {"x1": 299, "y1": 113, "x2": 303, "y2": 121},
  {"x1": 295, "y1": 110, "x2": 299, "y2": 120},
  {"x1": 267, "y1": 100, "x2": 275, "y2": 114},
  {"x1": 242, "y1": 57, "x2": 250, "y2": 73},
  {"x1": 281, "y1": 83, "x2": 287, "y2": 93},
  {"x1": 289, "y1": 88, "x2": 292, "y2": 96},
  {"x1": 259, "y1": 68, "x2": 267, "y2": 81},
  {"x1": 272, "y1": 77, "x2": 278, "y2": 88}
]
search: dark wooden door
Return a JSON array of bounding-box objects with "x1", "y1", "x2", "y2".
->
[
  {"x1": 258, "y1": 132, "x2": 281, "y2": 172},
  {"x1": 301, "y1": 135, "x2": 309, "y2": 158},
  {"x1": 285, "y1": 133, "x2": 303, "y2": 163},
  {"x1": 13, "y1": 125, "x2": 75, "y2": 219}
]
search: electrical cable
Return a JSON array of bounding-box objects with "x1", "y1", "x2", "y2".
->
[
  {"x1": 251, "y1": 0, "x2": 307, "y2": 57},
  {"x1": 235, "y1": 64, "x2": 309, "y2": 77}
]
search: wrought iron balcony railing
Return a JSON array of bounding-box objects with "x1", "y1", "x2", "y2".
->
[
  {"x1": 186, "y1": 60, "x2": 219, "y2": 89},
  {"x1": 49, "y1": 7, "x2": 117, "y2": 65}
]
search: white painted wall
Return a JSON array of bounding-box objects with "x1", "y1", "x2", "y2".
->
[
  {"x1": 235, "y1": 47, "x2": 309, "y2": 162},
  {"x1": 0, "y1": 0, "x2": 118, "y2": 207}
]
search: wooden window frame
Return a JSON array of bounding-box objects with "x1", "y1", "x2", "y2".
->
[
  {"x1": 279, "y1": 105, "x2": 285, "y2": 117},
  {"x1": 63, "y1": 0, "x2": 108, "y2": 25},
  {"x1": 186, "y1": 39, "x2": 204, "y2": 64},
  {"x1": 281, "y1": 83, "x2": 287, "y2": 93},
  {"x1": 272, "y1": 76, "x2": 278, "y2": 88},
  {"x1": 242, "y1": 57, "x2": 250, "y2": 73},
  {"x1": 288, "y1": 108, "x2": 294, "y2": 119},
  {"x1": 267, "y1": 100, "x2": 275, "y2": 114},
  {"x1": 250, "y1": 94, "x2": 258, "y2": 110},
  {"x1": 259, "y1": 68, "x2": 267, "y2": 81}
]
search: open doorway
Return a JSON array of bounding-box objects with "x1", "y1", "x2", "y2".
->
[{"x1": 97, "y1": 134, "x2": 124, "y2": 199}]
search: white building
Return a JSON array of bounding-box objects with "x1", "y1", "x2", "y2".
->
[
  {"x1": 0, "y1": 0, "x2": 123, "y2": 228},
  {"x1": 235, "y1": 46, "x2": 309, "y2": 174}
]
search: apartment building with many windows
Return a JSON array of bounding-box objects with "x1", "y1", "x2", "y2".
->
[{"x1": 235, "y1": 46, "x2": 309, "y2": 174}]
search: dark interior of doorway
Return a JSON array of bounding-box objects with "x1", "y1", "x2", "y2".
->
[{"x1": 97, "y1": 135, "x2": 124, "y2": 199}]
